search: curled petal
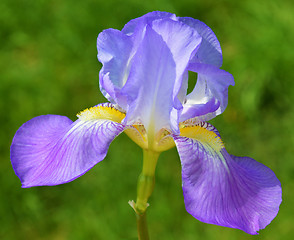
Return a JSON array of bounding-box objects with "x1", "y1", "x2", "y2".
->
[
  {"x1": 180, "y1": 63, "x2": 234, "y2": 122},
  {"x1": 173, "y1": 124, "x2": 281, "y2": 234},
  {"x1": 97, "y1": 29, "x2": 133, "y2": 108},
  {"x1": 10, "y1": 115, "x2": 124, "y2": 187}
]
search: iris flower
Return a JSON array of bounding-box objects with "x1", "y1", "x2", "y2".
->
[{"x1": 11, "y1": 11, "x2": 281, "y2": 236}]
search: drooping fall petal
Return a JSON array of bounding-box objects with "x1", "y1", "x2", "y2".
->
[
  {"x1": 11, "y1": 112, "x2": 124, "y2": 187},
  {"x1": 174, "y1": 123, "x2": 281, "y2": 234}
]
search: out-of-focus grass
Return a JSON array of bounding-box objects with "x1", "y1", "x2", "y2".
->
[{"x1": 1, "y1": 0, "x2": 293, "y2": 239}]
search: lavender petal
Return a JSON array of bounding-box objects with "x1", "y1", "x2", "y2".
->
[
  {"x1": 173, "y1": 129, "x2": 281, "y2": 234},
  {"x1": 11, "y1": 115, "x2": 124, "y2": 187}
]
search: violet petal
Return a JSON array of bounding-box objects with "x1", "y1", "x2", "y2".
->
[
  {"x1": 178, "y1": 17, "x2": 223, "y2": 67},
  {"x1": 11, "y1": 115, "x2": 124, "y2": 187},
  {"x1": 180, "y1": 63, "x2": 234, "y2": 122},
  {"x1": 173, "y1": 128, "x2": 281, "y2": 234}
]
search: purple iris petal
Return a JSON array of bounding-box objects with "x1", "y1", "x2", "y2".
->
[
  {"x1": 151, "y1": 18, "x2": 202, "y2": 110},
  {"x1": 98, "y1": 12, "x2": 205, "y2": 133},
  {"x1": 122, "y1": 11, "x2": 174, "y2": 35},
  {"x1": 178, "y1": 17, "x2": 223, "y2": 67},
  {"x1": 97, "y1": 12, "x2": 174, "y2": 110},
  {"x1": 173, "y1": 128, "x2": 281, "y2": 234},
  {"x1": 11, "y1": 115, "x2": 124, "y2": 187},
  {"x1": 180, "y1": 98, "x2": 220, "y2": 122},
  {"x1": 123, "y1": 20, "x2": 202, "y2": 133},
  {"x1": 180, "y1": 63, "x2": 234, "y2": 122},
  {"x1": 121, "y1": 24, "x2": 177, "y2": 133},
  {"x1": 10, "y1": 11, "x2": 281, "y2": 234},
  {"x1": 123, "y1": 12, "x2": 222, "y2": 67},
  {"x1": 97, "y1": 12, "x2": 234, "y2": 132},
  {"x1": 97, "y1": 29, "x2": 133, "y2": 109}
]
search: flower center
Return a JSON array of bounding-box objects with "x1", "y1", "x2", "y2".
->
[
  {"x1": 76, "y1": 104, "x2": 175, "y2": 152},
  {"x1": 125, "y1": 125, "x2": 175, "y2": 152},
  {"x1": 77, "y1": 104, "x2": 223, "y2": 153}
]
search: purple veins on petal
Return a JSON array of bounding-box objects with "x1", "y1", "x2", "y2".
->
[
  {"x1": 10, "y1": 10, "x2": 281, "y2": 235},
  {"x1": 10, "y1": 114, "x2": 125, "y2": 187},
  {"x1": 174, "y1": 123, "x2": 281, "y2": 234}
]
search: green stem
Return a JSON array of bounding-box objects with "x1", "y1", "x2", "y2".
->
[
  {"x1": 135, "y1": 150, "x2": 159, "y2": 213},
  {"x1": 130, "y1": 149, "x2": 160, "y2": 240},
  {"x1": 136, "y1": 211, "x2": 149, "y2": 240}
]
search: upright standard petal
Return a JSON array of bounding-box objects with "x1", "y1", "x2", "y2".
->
[
  {"x1": 151, "y1": 18, "x2": 202, "y2": 109},
  {"x1": 121, "y1": 20, "x2": 202, "y2": 134},
  {"x1": 11, "y1": 105, "x2": 125, "y2": 187},
  {"x1": 98, "y1": 11, "x2": 174, "y2": 106},
  {"x1": 121, "y1": 25, "x2": 177, "y2": 134},
  {"x1": 178, "y1": 17, "x2": 223, "y2": 67},
  {"x1": 97, "y1": 12, "x2": 234, "y2": 132},
  {"x1": 173, "y1": 122, "x2": 281, "y2": 234},
  {"x1": 122, "y1": 11, "x2": 174, "y2": 35}
]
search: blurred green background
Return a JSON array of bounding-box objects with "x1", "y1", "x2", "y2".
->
[{"x1": 1, "y1": 0, "x2": 293, "y2": 239}]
